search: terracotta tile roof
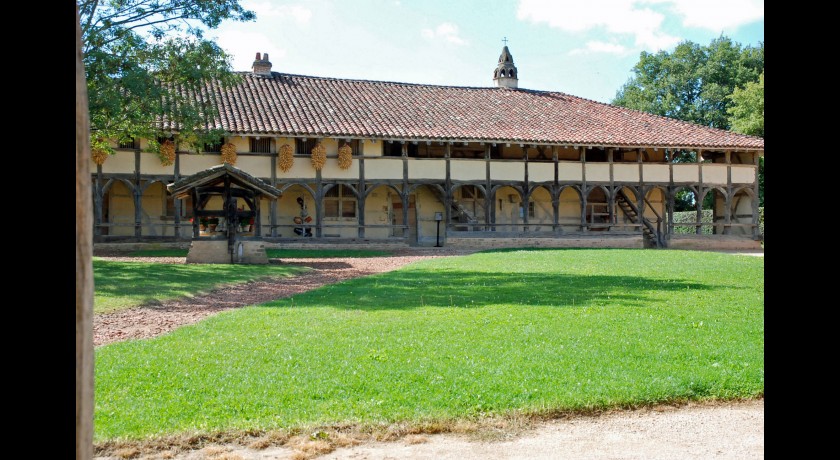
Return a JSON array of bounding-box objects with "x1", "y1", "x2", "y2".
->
[{"x1": 167, "y1": 72, "x2": 764, "y2": 150}]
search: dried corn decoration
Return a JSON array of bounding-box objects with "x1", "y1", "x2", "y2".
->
[
  {"x1": 91, "y1": 147, "x2": 108, "y2": 165},
  {"x1": 310, "y1": 142, "x2": 326, "y2": 170},
  {"x1": 220, "y1": 142, "x2": 237, "y2": 165},
  {"x1": 158, "y1": 139, "x2": 176, "y2": 166},
  {"x1": 337, "y1": 142, "x2": 353, "y2": 169},
  {"x1": 278, "y1": 143, "x2": 294, "y2": 172}
]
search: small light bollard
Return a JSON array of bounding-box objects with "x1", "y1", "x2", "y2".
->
[{"x1": 434, "y1": 212, "x2": 443, "y2": 247}]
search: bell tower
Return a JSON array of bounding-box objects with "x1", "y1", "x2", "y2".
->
[{"x1": 493, "y1": 38, "x2": 518, "y2": 89}]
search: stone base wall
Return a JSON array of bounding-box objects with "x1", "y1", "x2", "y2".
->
[
  {"x1": 445, "y1": 236, "x2": 645, "y2": 249},
  {"x1": 186, "y1": 240, "x2": 269, "y2": 264},
  {"x1": 667, "y1": 235, "x2": 762, "y2": 251}
]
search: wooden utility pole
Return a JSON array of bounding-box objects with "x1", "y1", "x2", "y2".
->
[{"x1": 76, "y1": 2, "x2": 94, "y2": 459}]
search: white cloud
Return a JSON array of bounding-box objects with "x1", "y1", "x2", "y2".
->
[
  {"x1": 651, "y1": 0, "x2": 764, "y2": 30},
  {"x1": 242, "y1": 1, "x2": 313, "y2": 24},
  {"x1": 214, "y1": 30, "x2": 287, "y2": 71},
  {"x1": 421, "y1": 23, "x2": 468, "y2": 45},
  {"x1": 569, "y1": 41, "x2": 628, "y2": 55},
  {"x1": 516, "y1": 0, "x2": 760, "y2": 51}
]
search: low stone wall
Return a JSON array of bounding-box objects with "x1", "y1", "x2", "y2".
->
[
  {"x1": 445, "y1": 235, "x2": 645, "y2": 249},
  {"x1": 667, "y1": 235, "x2": 762, "y2": 251},
  {"x1": 186, "y1": 240, "x2": 269, "y2": 264}
]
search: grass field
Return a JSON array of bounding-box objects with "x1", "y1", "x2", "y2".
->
[{"x1": 93, "y1": 248, "x2": 764, "y2": 441}]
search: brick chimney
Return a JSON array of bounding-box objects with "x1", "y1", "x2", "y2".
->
[{"x1": 252, "y1": 52, "x2": 272, "y2": 76}]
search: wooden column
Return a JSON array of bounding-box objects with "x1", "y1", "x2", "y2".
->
[
  {"x1": 485, "y1": 144, "x2": 492, "y2": 231},
  {"x1": 358, "y1": 145, "x2": 366, "y2": 238},
  {"x1": 522, "y1": 144, "x2": 529, "y2": 231},
  {"x1": 76, "y1": 4, "x2": 94, "y2": 456},
  {"x1": 753, "y1": 152, "x2": 761, "y2": 239},
  {"x1": 444, "y1": 142, "x2": 452, "y2": 232},
  {"x1": 270, "y1": 154, "x2": 278, "y2": 237},
  {"x1": 696, "y1": 149, "x2": 704, "y2": 235},
  {"x1": 724, "y1": 151, "x2": 732, "y2": 234},
  {"x1": 667, "y1": 149, "x2": 674, "y2": 236},
  {"x1": 608, "y1": 148, "x2": 615, "y2": 230},
  {"x1": 637, "y1": 148, "x2": 645, "y2": 226},
  {"x1": 134, "y1": 150, "x2": 142, "y2": 237},
  {"x1": 315, "y1": 166, "x2": 323, "y2": 238},
  {"x1": 580, "y1": 147, "x2": 587, "y2": 232},
  {"x1": 93, "y1": 165, "x2": 103, "y2": 237},
  {"x1": 173, "y1": 151, "x2": 181, "y2": 238},
  {"x1": 552, "y1": 146, "x2": 560, "y2": 233}
]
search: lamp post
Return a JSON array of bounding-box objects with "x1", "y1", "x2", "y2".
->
[{"x1": 434, "y1": 212, "x2": 443, "y2": 247}]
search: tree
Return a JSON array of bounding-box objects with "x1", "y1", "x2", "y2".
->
[
  {"x1": 613, "y1": 36, "x2": 763, "y2": 130},
  {"x1": 613, "y1": 36, "x2": 764, "y2": 209},
  {"x1": 78, "y1": 0, "x2": 256, "y2": 155},
  {"x1": 728, "y1": 71, "x2": 764, "y2": 206}
]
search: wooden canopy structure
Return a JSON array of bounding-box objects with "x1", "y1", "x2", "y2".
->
[{"x1": 167, "y1": 164, "x2": 281, "y2": 244}]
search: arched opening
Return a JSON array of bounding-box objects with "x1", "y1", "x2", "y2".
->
[
  {"x1": 586, "y1": 186, "x2": 610, "y2": 231},
  {"x1": 729, "y1": 188, "x2": 755, "y2": 236},
  {"x1": 278, "y1": 184, "x2": 316, "y2": 238},
  {"x1": 558, "y1": 187, "x2": 581, "y2": 232},
  {"x1": 410, "y1": 184, "x2": 445, "y2": 245},
  {"x1": 105, "y1": 180, "x2": 135, "y2": 237},
  {"x1": 706, "y1": 188, "x2": 728, "y2": 234},
  {"x1": 672, "y1": 186, "x2": 701, "y2": 235},
  {"x1": 452, "y1": 184, "x2": 486, "y2": 231},
  {"x1": 526, "y1": 186, "x2": 553, "y2": 232},
  {"x1": 643, "y1": 187, "x2": 667, "y2": 235},
  {"x1": 493, "y1": 185, "x2": 521, "y2": 231},
  {"x1": 364, "y1": 184, "x2": 403, "y2": 239},
  {"x1": 322, "y1": 184, "x2": 359, "y2": 238}
]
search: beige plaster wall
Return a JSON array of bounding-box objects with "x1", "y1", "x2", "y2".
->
[
  {"x1": 361, "y1": 140, "x2": 382, "y2": 156},
  {"x1": 100, "y1": 151, "x2": 135, "y2": 174},
  {"x1": 702, "y1": 165, "x2": 728, "y2": 185},
  {"x1": 179, "y1": 153, "x2": 224, "y2": 175},
  {"x1": 408, "y1": 158, "x2": 446, "y2": 180},
  {"x1": 731, "y1": 165, "x2": 756, "y2": 184},
  {"x1": 413, "y1": 185, "x2": 446, "y2": 242},
  {"x1": 490, "y1": 161, "x2": 525, "y2": 181},
  {"x1": 451, "y1": 160, "x2": 487, "y2": 180},
  {"x1": 138, "y1": 152, "x2": 175, "y2": 175},
  {"x1": 558, "y1": 187, "x2": 581, "y2": 230},
  {"x1": 363, "y1": 186, "x2": 393, "y2": 239},
  {"x1": 673, "y1": 164, "x2": 699, "y2": 183},
  {"x1": 365, "y1": 158, "x2": 404, "y2": 179},
  {"x1": 586, "y1": 164, "x2": 610, "y2": 182},
  {"x1": 613, "y1": 163, "x2": 639, "y2": 182},
  {"x1": 234, "y1": 155, "x2": 272, "y2": 179},
  {"x1": 321, "y1": 157, "x2": 361, "y2": 179},
  {"x1": 529, "y1": 163, "x2": 555, "y2": 182},
  {"x1": 644, "y1": 164, "x2": 670, "y2": 182},
  {"x1": 643, "y1": 188, "x2": 667, "y2": 222},
  {"x1": 558, "y1": 162, "x2": 583, "y2": 181},
  {"x1": 276, "y1": 157, "x2": 318, "y2": 180}
]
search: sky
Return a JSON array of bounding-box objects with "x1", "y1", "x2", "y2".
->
[{"x1": 209, "y1": 0, "x2": 764, "y2": 104}]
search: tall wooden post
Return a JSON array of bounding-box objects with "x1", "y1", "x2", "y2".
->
[{"x1": 76, "y1": 3, "x2": 94, "y2": 458}]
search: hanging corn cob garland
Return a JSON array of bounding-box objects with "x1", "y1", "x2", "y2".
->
[
  {"x1": 91, "y1": 147, "x2": 108, "y2": 165},
  {"x1": 310, "y1": 142, "x2": 326, "y2": 170},
  {"x1": 337, "y1": 142, "x2": 353, "y2": 170},
  {"x1": 278, "y1": 143, "x2": 294, "y2": 172},
  {"x1": 158, "y1": 139, "x2": 176, "y2": 166},
  {"x1": 220, "y1": 142, "x2": 237, "y2": 165}
]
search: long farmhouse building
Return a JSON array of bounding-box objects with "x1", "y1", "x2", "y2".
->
[{"x1": 91, "y1": 47, "x2": 764, "y2": 251}]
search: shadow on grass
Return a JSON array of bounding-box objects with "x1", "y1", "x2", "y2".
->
[
  {"x1": 93, "y1": 260, "x2": 304, "y2": 306},
  {"x1": 265, "y1": 269, "x2": 715, "y2": 310}
]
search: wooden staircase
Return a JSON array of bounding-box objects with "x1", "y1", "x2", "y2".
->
[
  {"x1": 615, "y1": 190, "x2": 665, "y2": 248},
  {"x1": 431, "y1": 188, "x2": 479, "y2": 229}
]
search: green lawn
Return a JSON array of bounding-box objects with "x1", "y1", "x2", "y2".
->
[
  {"x1": 94, "y1": 249, "x2": 764, "y2": 441},
  {"x1": 92, "y1": 259, "x2": 307, "y2": 314},
  {"x1": 126, "y1": 248, "x2": 393, "y2": 258}
]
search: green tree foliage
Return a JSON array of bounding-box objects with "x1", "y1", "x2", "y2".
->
[
  {"x1": 78, "y1": 0, "x2": 256, "y2": 155},
  {"x1": 728, "y1": 72, "x2": 764, "y2": 206},
  {"x1": 612, "y1": 36, "x2": 763, "y2": 130}
]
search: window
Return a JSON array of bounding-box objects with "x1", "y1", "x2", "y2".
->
[
  {"x1": 384, "y1": 141, "x2": 403, "y2": 157},
  {"x1": 118, "y1": 137, "x2": 139, "y2": 149},
  {"x1": 250, "y1": 137, "x2": 272, "y2": 153},
  {"x1": 407, "y1": 143, "x2": 419, "y2": 157},
  {"x1": 203, "y1": 137, "x2": 224, "y2": 153},
  {"x1": 295, "y1": 138, "x2": 317, "y2": 155},
  {"x1": 324, "y1": 185, "x2": 357, "y2": 218}
]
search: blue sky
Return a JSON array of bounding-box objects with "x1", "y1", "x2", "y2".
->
[{"x1": 210, "y1": 0, "x2": 764, "y2": 104}]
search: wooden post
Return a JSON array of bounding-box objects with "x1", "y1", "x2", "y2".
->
[
  {"x1": 76, "y1": 3, "x2": 94, "y2": 458},
  {"x1": 522, "y1": 144, "x2": 529, "y2": 232},
  {"x1": 270, "y1": 155, "x2": 277, "y2": 237},
  {"x1": 359, "y1": 141, "x2": 366, "y2": 238},
  {"x1": 580, "y1": 147, "x2": 587, "y2": 232},
  {"x1": 753, "y1": 152, "x2": 761, "y2": 240},
  {"x1": 696, "y1": 150, "x2": 703, "y2": 235},
  {"x1": 445, "y1": 142, "x2": 452, "y2": 233},
  {"x1": 608, "y1": 148, "x2": 615, "y2": 230},
  {"x1": 552, "y1": 146, "x2": 559, "y2": 233},
  {"x1": 485, "y1": 144, "x2": 492, "y2": 231},
  {"x1": 724, "y1": 151, "x2": 732, "y2": 235}
]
